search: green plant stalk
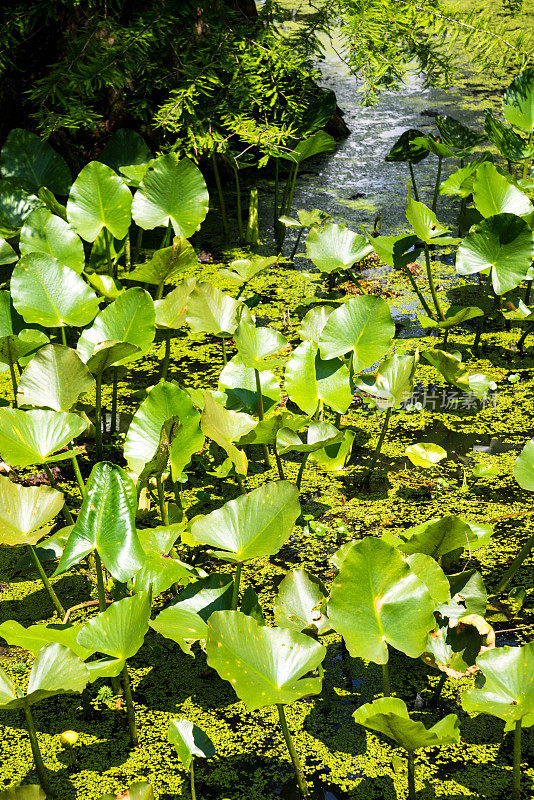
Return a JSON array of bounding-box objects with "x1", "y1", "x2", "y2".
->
[
  {"x1": 103, "y1": 228, "x2": 115, "y2": 277},
  {"x1": 407, "y1": 750, "x2": 416, "y2": 800},
  {"x1": 517, "y1": 323, "x2": 534, "y2": 352},
  {"x1": 190, "y1": 758, "x2": 197, "y2": 800},
  {"x1": 363, "y1": 407, "x2": 392, "y2": 482},
  {"x1": 29, "y1": 545, "x2": 65, "y2": 618},
  {"x1": 6, "y1": 339, "x2": 18, "y2": 407},
  {"x1": 60, "y1": 326, "x2": 67, "y2": 346},
  {"x1": 254, "y1": 368, "x2": 271, "y2": 468},
  {"x1": 290, "y1": 228, "x2": 304, "y2": 261},
  {"x1": 523, "y1": 134, "x2": 533, "y2": 180},
  {"x1": 233, "y1": 163, "x2": 244, "y2": 243},
  {"x1": 161, "y1": 221, "x2": 172, "y2": 250},
  {"x1": 246, "y1": 187, "x2": 259, "y2": 247},
  {"x1": 525, "y1": 279, "x2": 532, "y2": 305},
  {"x1": 513, "y1": 719, "x2": 522, "y2": 800},
  {"x1": 211, "y1": 153, "x2": 229, "y2": 238},
  {"x1": 42, "y1": 464, "x2": 74, "y2": 526},
  {"x1": 231, "y1": 562, "x2": 243, "y2": 610},
  {"x1": 432, "y1": 156, "x2": 443, "y2": 213},
  {"x1": 408, "y1": 162, "x2": 419, "y2": 201},
  {"x1": 125, "y1": 234, "x2": 131, "y2": 270},
  {"x1": 133, "y1": 228, "x2": 143, "y2": 266},
  {"x1": 95, "y1": 372, "x2": 103, "y2": 460},
  {"x1": 23, "y1": 702, "x2": 52, "y2": 795},
  {"x1": 296, "y1": 453, "x2": 310, "y2": 491},
  {"x1": 121, "y1": 662, "x2": 138, "y2": 747},
  {"x1": 347, "y1": 268, "x2": 367, "y2": 294},
  {"x1": 430, "y1": 673, "x2": 447, "y2": 706},
  {"x1": 277, "y1": 704, "x2": 309, "y2": 798},
  {"x1": 110, "y1": 366, "x2": 118, "y2": 435},
  {"x1": 381, "y1": 662, "x2": 391, "y2": 696},
  {"x1": 274, "y1": 158, "x2": 280, "y2": 235},
  {"x1": 496, "y1": 530, "x2": 534, "y2": 593},
  {"x1": 67, "y1": 443, "x2": 85, "y2": 497},
  {"x1": 401, "y1": 265, "x2": 435, "y2": 319},
  {"x1": 276, "y1": 166, "x2": 295, "y2": 250},
  {"x1": 156, "y1": 475, "x2": 169, "y2": 525},
  {"x1": 286, "y1": 163, "x2": 299, "y2": 218},
  {"x1": 423, "y1": 244, "x2": 445, "y2": 320},
  {"x1": 274, "y1": 447, "x2": 285, "y2": 480},
  {"x1": 160, "y1": 331, "x2": 172, "y2": 382},
  {"x1": 94, "y1": 551, "x2": 107, "y2": 613}
]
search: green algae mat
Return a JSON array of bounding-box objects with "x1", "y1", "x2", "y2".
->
[{"x1": 1, "y1": 72, "x2": 534, "y2": 800}]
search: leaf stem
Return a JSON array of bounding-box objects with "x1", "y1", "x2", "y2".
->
[
  {"x1": 296, "y1": 453, "x2": 310, "y2": 491},
  {"x1": 60, "y1": 326, "x2": 67, "y2": 347},
  {"x1": 432, "y1": 156, "x2": 443, "y2": 213},
  {"x1": 277, "y1": 704, "x2": 309, "y2": 798},
  {"x1": 274, "y1": 447, "x2": 285, "y2": 480},
  {"x1": 408, "y1": 162, "x2": 419, "y2": 202},
  {"x1": 160, "y1": 331, "x2": 172, "y2": 382},
  {"x1": 423, "y1": 244, "x2": 444, "y2": 320},
  {"x1": 103, "y1": 228, "x2": 115, "y2": 277},
  {"x1": 42, "y1": 464, "x2": 74, "y2": 526},
  {"x1": 401, "y1": 264, "x2": 435, "y2": 319},
  {"x1": 233, "y1": 163, "x2": 243, "y2": 243},
  {"x1": 29, "y1": 545, "x2": 65, "y2": 618},
  {"x1": 156, "y1": 475, "x2": 169, "y2": 526},
  {"x1": 231, "y1": 562, "x2": 243, "y2": 610},
  {"x1": 290, "y1": 228, "x2": 304, "y2": 261},
  {"x1": 495, "y1": 531, "x2": 534, "y2": 593},
  {"x1": 110, "y1": 366, "x2": 118, "y2": 435},
  {"x1": 362, "y1": 407, "x2": 392, "y2": 484},
  {"x1": 24, "y1": 703, "x2": 53, "y2": 796},
  {"x1": 67, "y1": 444, "x2": 85, "y2": 496},
  {"x1": 274, "y1": 159, "x2": 280, "y2": 236},
  {"x1": 211, "y1": 153, "x2": 229, "y2": 239},
  {"x1": 95, "y1": 372, "x2": 103, "y2": 460},
  {"x1": 254, "y1": 368, "x2": 271, "y2": 468},
  {"x1": 190, "y1": 758, "x2": 197, "y2": 800},
  {"x1": 430, "y1": 673, "x2": 447, "y2": 706},
  {"x1": 121, "y1": 662, "x2": 138, "y2": 747},
  {"x1": 513, "y1": 719, "x2": 522, "y2": 800},
  {"x1": 94, "y1": 551, "x2": 107, "y2": 613},
  {"x1": 7, "y1": 338, "x2": 18, "y2": 407},
  {"x1": 133, "y1": 228, "x2": 143, "y2": 266},
  {"x1": 407, "y1": 750, "x2": 416, "y2": 800}
]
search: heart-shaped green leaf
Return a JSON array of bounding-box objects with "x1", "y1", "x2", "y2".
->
[
  {"x1": 133, "y1": 529, "x2": 196, "y2": 597},
  {"x1": 129, "y1": 238, "x2": 197, "y2": 286},
  {"x1": 513, "y1": 437, "x2": 534, "y2": 490},
  {"x1": 274, "y1": 569, "x2": 331, "y2": 635},
  {"x1": 0, "y1": 620, "x2": 94, "y2": 660},
  {"x1": 306, "y1": 223, "x2": 372, "y2": 273},
  {"x1": 20, "y1": 208, "x2": 85, "y2": 273},
  {"x1": 0, "y1": 643, "x2": 88, "y2": 710},
  {"x1": 298, "y1": 306, "x2": 335, "y2": 342},
  {"x1": 11, "y1": 253, "x2": 99, "y2": 328},
  {"x1": 1, "y1": 129, "x2": 71, "y2": 195},
  {"x1": 77, "y1": 288, "x2": 155, "y2": 366},
  {"x1": 384, "y1": 515, "x2": 493, "y2": 558},
  {"x1": 277, "y1": 421, "x2": 342, "y2": 455},
  {"x1": 150, "y1": 574, "x2": 233, "y2": 655},
  {"x1": 17, "y1": 344, "x2": 95, "y2": 411},
  {"x1": 200, "y1": 391, "x2": 256, "y2": 475},
  {"x1": 318, "y1": 296, "x2": 394, "y2": 370},
  {"x1": 234, "y1": 322, "x2": 287, "y2": 371},
  {"x1": 462, "y1": 642, "x2": 534, "y2": 730},
  {"x1": 456, "y1": 213, "x2": 534, "y2": 295},
  {"x1": 0, "y1": 408, "x2": 85, "y2": 467},
  {"x1": 77, "y1": 592, "x2": 151, "y2": 677},
  {"x1": 0, "y1": 180, "x2": 41, "y2": 237},
  {"x1": 168, "y1": 719, "x2": 215, "y2": 769},
  {"x1": 473, "y1": 163, "x2": 533, "y2": 218},
  {"x1": 124, "y1": 381, "x2": 204, "y2": 480},
  {"x1": 422, "y1": 614, "x2": 495, "y2": 678},
  {"x1": 405, "y1": 442, "x2": 447, "y2": 468},
  {"x1": 285, "y1": 340, "x2": 352, "y2": 415},
  {"x1": 354, "y1": 697, "x2": 460, "y2": 751},
  {"x1": 310, "y1": 428, "x2": 355, "y2": 471},
  {"x1": 485, "y1": 112, "x2": 534, "y2": 161},
  {"x1": 189, "y1": 480, "x2": 299, "y2": 563},
  {"x1": 219, "y1": 357, "x2": 280, "y2": 414},
  {"x1": 132, "y1": 155, "x2": 209, "y2": 236},
  {"x1": 98, "y1": 129, "x2": 151, "y2": 174},
  {"x1": 438, "y1": 570, "x2": 488, "y2": 619},
  {"x1": 186, "y1": 283, "x2": 240, "y2": 337},
  {"x1": 0, "y1": 475, "x2": 64, "y2": 546},
  {"x1": 385, "y1": 130, "x2": 429, "y2": 164},
  {"x1": 406, "y1": 191, "x2": 450, "y2": 244},
  {"x1": 220, "y1": 256, "x2": 276, "y2": 286},
  {"x1": 206, "y1": 610, "x2": 325, "y2": 710},
  {"x1": 67, "y1": 161, "x2": 132, "y2": 242},
  {"x1": 503, "y1": 68, "x2": 534, "y2": 133},
  {"x1": 328, "y1": 538, "x2": 435, "y2": 663},
  {"x1": 0, "y1": 784, "x2": 46, "y2": 800},
  {"x1": 435, "y1": 116, "x2": 486, "y2": 150},
  {"x1": 356, "y1": 353, "x2": 418, "y2": 409},
  {"x1": 155, "y1": 277, "x2": 197, "y2": 330},
  {"x1": 55, "y1": 462, "x2": 144, "y2": 581}
]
